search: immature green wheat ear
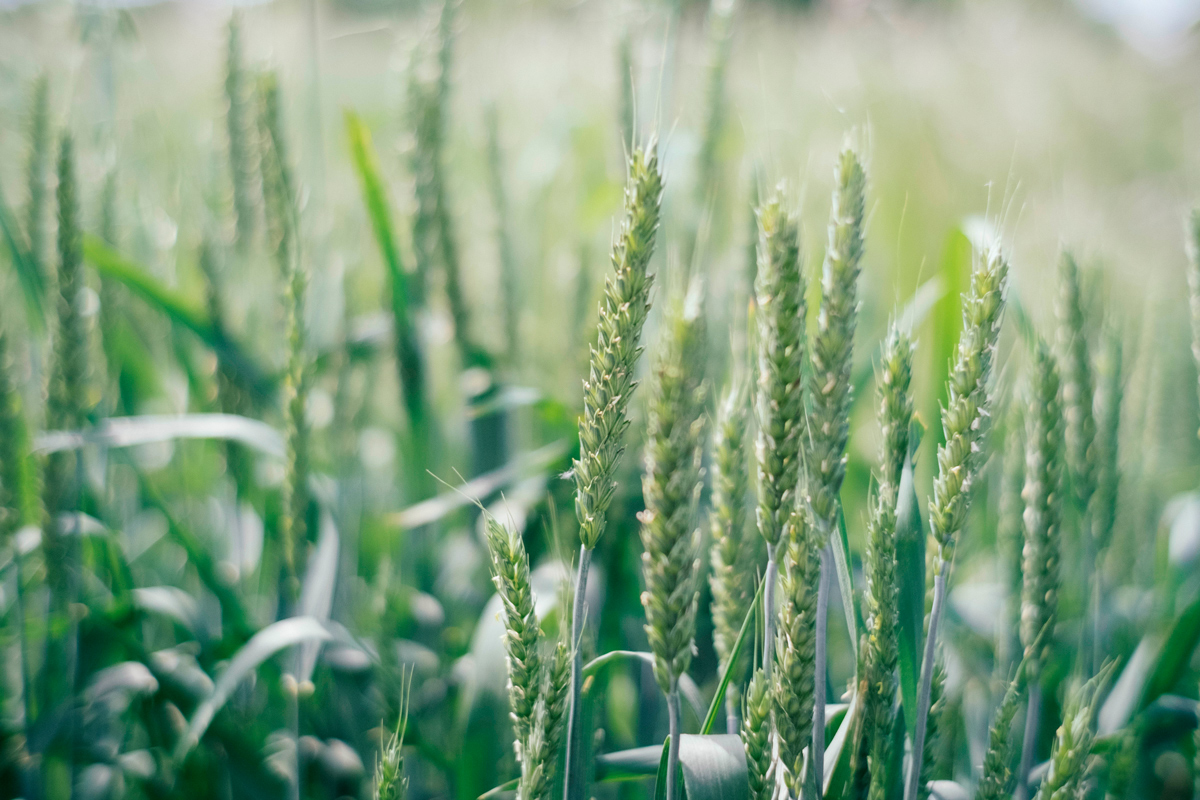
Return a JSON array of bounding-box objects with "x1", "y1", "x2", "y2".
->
[
  {"x1": 807, "y1": 146, "x2": 866, "y2": 535},
  {"x1": 484, "y1": 515, "x2": 542, "y2": 751},
  {"x1": 26, "y1": 73, "x2": 51, "y2": 290},
  {"x1": 374, "y1": 698, "x2": 410, "y2": 800},
  {"x1": 640, "y1": 285, "x2": 709, "y2": 694},
  {"x1": 753, "y1": 187, "x2": 804, "y2": 553},
  {"x1": 741, "y1": 667, "x2": 773, "y2": 800},
  {"x1": 860, "y1": 327, "x2": 913, "y2": 800},
  {"x1": 928, "y1": 242, "x2": 1008, "y2": 564},
  {"x1": 226, "y1": 12, "x2": 260, "y2": 250},
  {"x1": 573, "y1": 143, "x2": 662, "y2": 552},
  {"x1": 771, "y1": 518, "x2": 818, "y2": 796},
  {"x1": 708, "y1": 377, "x2": 755, "y2": 729},
  {"x1": 1056, "y1": 252, "x2": 1095, "y2": 511},
  {"x1": 976, "y1": 670, "x2": 1026, "y2": 800},
  {"x1": 1019, "y1": 338, "x2": 1065, "y2": 681},
  {"x1": 1033, "y1": 663, "x2": 1115, "y2": 800},
  {"x1": 258, "y1": 72, "x2": 309, "y2": 596}
]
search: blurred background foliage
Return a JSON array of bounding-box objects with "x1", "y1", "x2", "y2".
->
[{"x1": 2, "y1": 0, "x2": 1200, "y2": 798}]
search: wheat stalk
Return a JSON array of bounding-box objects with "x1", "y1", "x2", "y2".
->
[
  {"x1": 1056, "y1": 253, "x2": 1095, "y2": 512},
  {"x1": 908, "y1": 240, "x2": 1008, "y2": 800},
  {"x1": 226, "y1": 12, "x2": 260, "y2": 250},
  {"x1": 564, "y1": 144, "x2": 663, "y2": 800},
  {"x1": 752, "y1": 186, "x2": 804, "y2": 676},
  {"x1": 859, "y1": 327, "x2": 913, "y2": 800},
  {"x1": 1017, "y1": 338, "x2": 1065, "y2": 797}
]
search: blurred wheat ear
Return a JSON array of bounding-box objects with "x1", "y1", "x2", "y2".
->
[{"x1": 26, "y1": 73, "x2": 50, "y2": 293}]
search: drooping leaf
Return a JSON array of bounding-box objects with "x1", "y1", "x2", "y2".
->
[
  {"x1": 823, "y1": 689, "x2": 860, "y2": 798},
  {"x1": 175, "y1": 616, "x2": 331, "y2": 760},
  {"x1": 83, "y1": 235, "x2": 272, "y2": 401},
  {"x1": 294, "y1": 508, "x2": 340, "y2": 683},
  {"x1": 1140, "y1": 592, "x2": 1200, "y2": 711},
  {"x1": 677, "y1": 735, "x2": 750, "y2": 800},
  {"x1": 35, "y1": 413, "x2": 284, "y2": 458},
  {"x1": 833, "y1": 507, "x2": 860, "y2": 658}
]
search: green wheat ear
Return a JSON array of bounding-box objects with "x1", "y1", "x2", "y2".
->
[
  {"x1": 741, "y1": 667, "x2": 773, "y2": 800},
  {"x1": 0, "y1": 335, "x2": 38, "y2": 539},
  {"x1": 708, "y1": 376, "x2": 755, "y2": 724},
  {"x1": 574, "y1": 143, "x2": 662, "y2": 551},
  {"x1": 374, "y1": 683, "x2": 412, "y2": 800},
  {"x1": 807, "y1": 146, "x2": 866, "y2": 536},
  {"x1": 1020, "y1": 338, "x2": 1065, "y2": 681},
  {"x1": 929, "y1": 241, "x2": 1008, "y2": 564},
  {"x1": 771, "y1": 518, "x2": 818, "y2": 796},
  {"x1": 484, "y1": 515, "x2": 542, "y2": 751},
  {"x1": 1056, "y1": 252, "x2": 1095, "y2": 510},
  {"x1": 753, "y1": 186, "x2": 805, "y2": 551},
  {"x1": 640, "y1": 284, "x2": 709, "y2": 693},
  {"x1": 1033, "y1": 662, "x2": 1115, "y2": 800},
  {"x1": 976, "y1": 672, "x2": 1025, "y2": 800},
  {"x1": 226, "y1": 12, "x2": 260, "y2": 250},
  {"x1": 861, "y1": 326, "x2": 913, "y2": 800},
  {"x1": 1090, "y1": 330, "x2": 1122, "y2": 555},
  {"x1": 26, "y1": 73, "x2": 51, "y2": 291}
]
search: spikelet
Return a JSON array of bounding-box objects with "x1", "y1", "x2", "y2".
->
[
  {"x1": 708, "y1": 379, "x2": 755, "y2": 691},
  {"x1": 258, "y1": 73, "x2": 309, "y2": 592},
  {"x1": 1056, "y1": 253, "x2": 1095, "y2": 510},
  {"x1": 485, "y1": 106, "x2": 520, "y2": 366},
  {"x1": 928, "y1": 243, "x2": 1008, "y2": 564},
  {"x1": 753, "y1": 188, "x2": 805, "y2": 549},
  {"x1": 998, "y1": 408, "x2": 1026, "y2": 667},
  {"x1": 861, "y1": 327, "x2": 913, "y2": 800},
  {"x1": 772, "y1": 517, "x2": 819, "y2": 795},
  {"x1": 1090, "y1": 331, "x2": 1122, "y2": 555},
  {"x1": 640, "y1": 287, "x2": 709, "y2": 693},
  {"x1": 44, "y1": 135, "x2": 90, "y2": 544},
  {"x1": 226, "y1": 13, "x2": 259, "y2": 249},
  {"x1": 807, "y1": 147, "x2": 866, "y2": 535},
  {"x1": 1033, "y1": 663, "x2": 1114, "y2": 800},
  {"x1": 519, "y1": 639, "x2": 571, "y2": 800},
  {"x1": 542, "y1": 638, "x2": 571, "y2": 778},
  {"x1": 26, "y1": 74, "x2": 50, "y2": 290},
  {"x1": 975, "y1": 674, "x2": 1023, "y2": 800},
  {"x1": 484, "y1": 516, "x2": 542, "y2": 750},
  {"x1": 573, "y1": 145, "x2": 662, "y2": 550},
  {"x1": 374, "y1": 707, "x2": 409, "y2": 800},
  {"x1": 741, "y1": 668, "x2": 773, "y2": 800},
  {"x1": 1020, "y1": 339, "x2": 1065, "y2": 680}
]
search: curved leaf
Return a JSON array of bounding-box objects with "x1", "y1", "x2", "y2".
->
[{"x1": 35, "y1": 413, "x2": 284, "y2": 458}]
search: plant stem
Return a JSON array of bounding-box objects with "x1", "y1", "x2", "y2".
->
[
  {"x1": 563, "y1": 544, "x2": 592, "y2": 800},
  {"x1": 725, "y1": 693, "x2": 740, "y2": 736},
  {"x1": 667, "y1": 687, "x2": 682, "y2": 800},
  {"x1": 811, "y1": 543, "x2": 833, "y2": 799},
  {"x1": 1017, "y1": 685, "x2": 1041, "y2": 800},
  {"x1": 762, "y1": 550, "x2": 778, "y2": 678},
  {"x1": 906, "y1": 566, "x2": 947, "y2": 800}
]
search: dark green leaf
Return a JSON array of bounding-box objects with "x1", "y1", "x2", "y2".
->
[
  {"x1": 701, "y1": 577, "x2": 765, "y2": 735},
  {"x1": 895, "y1": 457, "x2": 925, "y2": 737}
]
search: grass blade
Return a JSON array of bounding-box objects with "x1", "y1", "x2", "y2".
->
[
  {"x1": 83, "y1": 235, "x2": 272, "y2": 401},
  {"x1": 677, "y1": 734, "x2": 750, "y2": 800},
  {"x1": 701, "y1": 576, "x2": 765, "y2": 735},
  {"x1": 34, "y1": 413, "x2": 284, "y2": 458}
]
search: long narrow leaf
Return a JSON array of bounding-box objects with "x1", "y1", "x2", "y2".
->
[
  {"x1": 83, "y1": 235, "x2": 273, "y2": 401},
  {"x1": 701, "y1": 576, "x2": 765, "y2": 735},
  {"x1": 834, "y1": 507, "x2": 860, "y2": 657},
  {"x1": 35, "y1": 413, "x2": 284, "y2": 458},
  {"x1": 677, "y1": 735, "x2": 750, "y2": 800}
]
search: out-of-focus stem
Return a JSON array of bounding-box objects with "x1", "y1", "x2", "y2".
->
[
  {"x1": 906, "y1": 567, "x2": 947, "y2": 800},
  {"x1": 563, "y1": 544, "x2": 593, "y2": 800}
]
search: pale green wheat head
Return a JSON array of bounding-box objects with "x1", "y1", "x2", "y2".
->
[
  {"x1": 929, "y1": 242, "x2": 1008, "y2": 563},
  {"x1": 640, "y1": 285, "x2": 709, "y2": 693},
  {"x1": 741, "y1": 667, "x2": 773, "y2": 800},
  {"x1": 753, "y1": 186, "x2": 804, "y2": 549},
  {"x1": 1034, "y1": 663, "x2": 1115, "y2": 800},
  {"x1": 1056, "y1": 252, "x2": 1096, "y2": 509},
  {"x1": 574, "y1": 144, "x2": 663, "y2": 550},
  {"x1": 772, "y1": 518, "x2": 819, "y2": 794},
  {"x1": 1091, "y1": 330, "x2": 1122, "y2": 555},
  {"x1": 807, "y1": 146, "x2": 867, "y2": 535},
  {"x1": 1020, "y1": 338, "x2": 1065, "y2": 679}
]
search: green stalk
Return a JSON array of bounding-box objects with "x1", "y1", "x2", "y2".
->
[
  {"x1": 485, "y1": 105, "x2": 520, "y2": 367},
  {"x1": 226, "y1": 12, "x2": 259, "y2": 250},
  {"x1": 26, "y1": 74, "x2": 50, "y2": 293},
  {"x1": 564, "y1": 145, "x2": 662, "y2": 800}
]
